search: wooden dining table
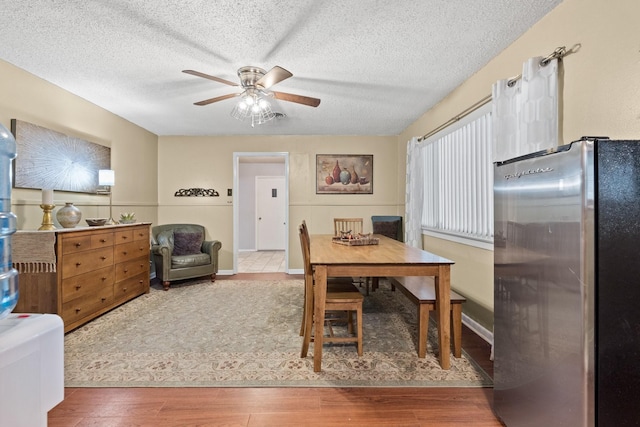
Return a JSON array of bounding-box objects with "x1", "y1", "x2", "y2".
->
[{"x1": 309, "y1": 234, "x2": 455, "y2": 372}]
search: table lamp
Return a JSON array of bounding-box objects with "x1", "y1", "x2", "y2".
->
[{"x1": 98, "y1": 169, "x2": 116, "y2": 225}]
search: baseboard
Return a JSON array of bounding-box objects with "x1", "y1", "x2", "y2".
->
[
  {"x1": 462, "y1": 312, "x2": 493, "y2": 346},
  {"x1": 219, "y1": 269, "x2": 303, "y2": 276}
]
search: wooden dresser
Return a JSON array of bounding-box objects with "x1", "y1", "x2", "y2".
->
[{"x1": 14, "y1": 223, "x2": 151, "y2": 332}]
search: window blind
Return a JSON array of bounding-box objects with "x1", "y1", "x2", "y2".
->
[{"x1": 421, "y1": 111, "x2": 493, "y2": 243}]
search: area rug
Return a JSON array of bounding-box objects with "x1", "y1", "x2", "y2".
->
[{"x1": 64, "y1": 279, "x2": 492, "y2": 387}]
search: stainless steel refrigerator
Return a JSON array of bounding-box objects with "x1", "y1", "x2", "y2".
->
[{"x1": 493, "y1": 137, "x2": 640, "y2": 426}]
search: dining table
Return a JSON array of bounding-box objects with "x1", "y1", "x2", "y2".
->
[{"x1": 309, "y1": 234, "x2": 455, "y2": 372}]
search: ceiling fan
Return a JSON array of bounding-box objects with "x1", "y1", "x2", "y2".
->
[{"x1": 182, "y1": 65, "x2": 321, "y2": 108}]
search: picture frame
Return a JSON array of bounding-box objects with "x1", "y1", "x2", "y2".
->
[
  {"x1": 316, "y1": 154, "x2": 373, "y2": 194},
  {"x1": 11, "y1": 119, "x2": 111, "y2": 194}
]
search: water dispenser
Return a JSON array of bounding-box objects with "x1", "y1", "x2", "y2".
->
[{"x1": 0, "y1": 122, "x2": 18, "y2": 319}]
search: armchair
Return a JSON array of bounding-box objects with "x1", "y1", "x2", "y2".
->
[{"x1": 151, "y1": 224, "x2": 222, "y2": 290}]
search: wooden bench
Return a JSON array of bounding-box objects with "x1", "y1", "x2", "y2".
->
[{"x1": 388, "y1": 276, "x2": 466, "y2": 359}]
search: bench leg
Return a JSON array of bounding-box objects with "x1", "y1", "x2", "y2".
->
[
  {"x1": 451, "y1": 304, "x2": 463, "y2": 358},
  {"x1": 417, "y1": 304, "x2": 430, "y2": 358}
]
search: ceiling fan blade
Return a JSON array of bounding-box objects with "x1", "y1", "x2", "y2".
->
[
  {"x1": 271, "y1": 91, "x2": 321, "y2": 107},
  {"x1": 183, "y1": 69, "x2": 238, "y2": 87},
  {"x1": 256, "y1": 66, "x2": 293, "y2": 89},
  {"x1": 194, "y1": 93, "x2": 239, "y2": 106}
]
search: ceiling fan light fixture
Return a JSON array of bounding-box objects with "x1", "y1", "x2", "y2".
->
[
  {"x1": 185, "y1": 65, "x2": 319, "y2": 124},
  {"x1": 230, "y1": 92, "x2": 275, "y2": 127}
]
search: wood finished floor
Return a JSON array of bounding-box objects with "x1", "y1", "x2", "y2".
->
[{"x1": 49, "y1": 273, "x2": 502, "y2": 427}]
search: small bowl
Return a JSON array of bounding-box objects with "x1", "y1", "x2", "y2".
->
[{"x1": 86, "y1": 218, "x2": 107, "y2": 226}]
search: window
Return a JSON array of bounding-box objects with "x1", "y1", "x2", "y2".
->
[{"x1": 421, "y1": 105, "x2": 493, "y2": 247}]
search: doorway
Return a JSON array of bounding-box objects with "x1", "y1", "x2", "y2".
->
[{"x1": 233, "y1": 152, "x2": 289, "y2": 273}]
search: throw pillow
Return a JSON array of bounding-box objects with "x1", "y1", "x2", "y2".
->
[{"x1": 173, "y1": 230, "x2": 204, "y2": 256}]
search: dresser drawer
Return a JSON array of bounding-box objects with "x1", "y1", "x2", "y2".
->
[
  {"x1": 114, "y1": 229, "x2": 134, "y2": 245},
  {"x1": 115, "y1": 256, "x2": 149, "y2": 282},
  {"x1": 61, "y1": 247, "x2": 114, "y2": 279},
  {"x1": 61, "y1": 231, "x2": 113, "y2": 254},
  {"x1": 61, "y1": 235, "x2": 92, "y2": 255},
  {"x1": 114, "y1": 240, "x2": 149, "y2": 263},
  {"x1": 132, "y1": 225, "x2": 150, "y2": 242},
  {"x1": 62, "y1": 285, "x2": 113, "y2": 325},
  {"x1": 114, "y1": 272, "x2": 148, "y2": 302},
  {"x1": 90, "y1": 232, "x2": 114, "y2": 248},
  {"x1": 62, "y1": 266, "x2": 114, "y2": 302}
]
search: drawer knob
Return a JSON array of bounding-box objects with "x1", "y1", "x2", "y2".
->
[
  {"x1": 123, "y1": 287, "x2": 127, "y2": 292},
  {"x1": 75, "y1": 285, "x2": 81, "y2": 290},
  {"x1": 75, "y1": 308, "x2": 81, "y2": 314},
  {"x1": 124, "y1": 269, "x2": 129, "y2": 273},
  {"x1": 123, "y1": 251, "x2": 128, "y2": 255},
  {"x1": 75, "y1": 243, "x2": 82, "y2": 248},
  {"x1": 100, "y1": 239, "x2": 107, "y2": 243},
  {"x1": 101, "y1": 297, "x2": 106, "y2": 302},
  {"x1": 102, "y1": 277, "x2": 107, "y2": 281},
  {"x1": 76, "y1": 262, "x2": 81, "y2": 267},
  {"x1": 122, "y1": 236, "x2": 128, "y2": 240},
  {"x1": 101, "y1": 256, "x2": 107, "y2": 260}
]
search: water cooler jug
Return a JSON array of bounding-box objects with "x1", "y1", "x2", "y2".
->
[{"x1": 0, "y1": 123, "x2": 18, "y2": 320}]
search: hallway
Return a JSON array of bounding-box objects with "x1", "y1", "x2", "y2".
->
[{"x1": 238, "y1": 250, "x2": 286, "y2": 273}]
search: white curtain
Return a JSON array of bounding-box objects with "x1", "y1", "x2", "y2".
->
[
  {"x1": 405, "y1": 137, "x2": 423, "y2": 248},
  {"x1": 492, "y1": 56, "x2": 559, "y2": 162}
]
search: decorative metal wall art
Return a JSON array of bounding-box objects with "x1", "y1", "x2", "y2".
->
[
  {"x1": 11, "y1": 119, "x2": 110, "y2": 193},
  {"x1": 316, "y1": 154, "x2": 373, "y2": 194},
  {"x1": 174, "y1": 188, "x2": 220, "y2": 197}
]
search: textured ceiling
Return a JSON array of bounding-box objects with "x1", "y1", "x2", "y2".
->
[{"x1": 0, "y1": 0, "x2": 562, "y2": 136}]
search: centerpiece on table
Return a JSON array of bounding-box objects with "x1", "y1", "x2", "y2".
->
[{"x1": 332, "y1": 231, "x2": 379, "y2": 246}]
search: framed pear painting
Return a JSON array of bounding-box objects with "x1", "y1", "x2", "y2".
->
[{"x1": 316, "y1": 154, "x2": 373, "y2": 194}]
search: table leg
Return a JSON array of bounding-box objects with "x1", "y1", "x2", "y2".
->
[
  {"x1": 313, "y1": 265, "x2": 328, "y2": 372},
  {"x1": 435, "y1": 266, "x2": 451, "y2": 369}
]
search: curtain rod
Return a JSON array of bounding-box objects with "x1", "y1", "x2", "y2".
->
[{"x1": 417, "y1": 46, "x2": 569, "y2": 142}]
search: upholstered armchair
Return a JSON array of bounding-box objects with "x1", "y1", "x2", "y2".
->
[{"x1": 151, "y1": 224, "x2": 222, "y2": 291}]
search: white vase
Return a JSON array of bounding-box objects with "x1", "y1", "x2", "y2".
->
[{"x1": 56, "y1": 202, "x2": 82, "y2": 228}]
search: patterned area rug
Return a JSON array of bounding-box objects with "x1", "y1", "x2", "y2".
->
[{"x1": 65, "y1": 279, "x2": 492, "y2": 387}]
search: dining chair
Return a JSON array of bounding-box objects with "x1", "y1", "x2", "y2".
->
[
  {"x1": 299, "y1": 223, "x2": 364, "y2": 358},
  {"x1": 298, "y1": 221, "x2": 355, "y2": 336},
  {"x1": 370, "y1": 215, "x2": 404, "y2": 292},
  {"x1": 333, "y1": 217, "x2": 364, "y2": 237},
  {"x1": 333, "y1": 217, "x2": 371, "y2": 293},
  {"x1": 371, "y1": 215, "x2": 403, "y2": 242}
]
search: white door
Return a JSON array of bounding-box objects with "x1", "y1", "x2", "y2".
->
[{"x1": 256, "y1": 176, "x2": 286, "y2": 250}]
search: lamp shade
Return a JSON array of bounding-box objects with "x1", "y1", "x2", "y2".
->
[{"x1": 98, "y1": 169, "x2": 115, "y2": 186}]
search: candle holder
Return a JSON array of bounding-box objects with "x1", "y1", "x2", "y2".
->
[{"x1": 38, "y1": 204, "x2": 56, "y2": 231}]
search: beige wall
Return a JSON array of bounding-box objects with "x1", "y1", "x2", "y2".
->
[
  {"x1": 398, "y1": 0, "x2": 640, "y2": 327},
  {"x1": 158, "y1": 135, "x2": 403, "y2": 271},
  {"x1": 0, "y1": 60, "x2": 159, "y2": 230}
]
